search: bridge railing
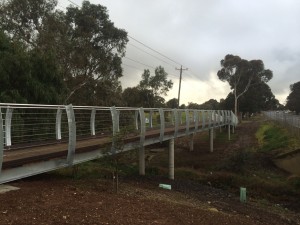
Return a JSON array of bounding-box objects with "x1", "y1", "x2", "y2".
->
[
  {"x1": 0, "y1": 103, "x2": 238, "y2": 183},
  {"x1": 0, "y1": 103, "x2": 238, "y2": 152}
]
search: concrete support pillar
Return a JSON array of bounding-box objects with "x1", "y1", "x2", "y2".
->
[
  {"x1": 189, "y1": 133, "x2": 194, "y2": 151},
  {"x1": 139, "y1": 146, "x2": 145, "y2": 175},
  {"x1": 209, "y1": 128, "x2": 214, "y2": 153},
  {"x1": 169, "y1": 138, "x2": 175, "y2": 180},
  {"x1": 228, "y1": 125, "x2": 231, "y2": 141}
]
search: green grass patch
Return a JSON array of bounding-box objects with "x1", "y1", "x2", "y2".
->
[{"x1": 256, "y1": 122, "x2": 290, "y2": 152}]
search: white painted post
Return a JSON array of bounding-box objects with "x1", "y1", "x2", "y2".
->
[
  {"x1": 169, "y1": 138, "x2": 174, "y2": 180},
  {"x1": 139, "y1": 146, "x2": 145, "y2": 175},
  {"x1": 209, "y1": 128, "x2": 214, "y2": 153}
]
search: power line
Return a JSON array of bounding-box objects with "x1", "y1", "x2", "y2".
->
[
  {"x1": 128, "y1": 35, "x2": 183, "y2": 67},
  {"x1": 124, "y1": 56, "x2": 155, "y2": 69},
  {"x1": 66, "y1": 0, "x2": 80, "y2": 7},
  {"x1": 122, "y1": 63, "x2": 179, "y2": 80},
  {"x1": 128, "y1": 42, "x2": 177, "y2": 69}
]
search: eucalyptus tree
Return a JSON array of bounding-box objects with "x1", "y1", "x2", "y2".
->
[
  {"x1": 0, "y1": 31, "x2": 65, "y2": 104},
  {"x1": 217, "y1": 54, "x2": 273, "y2": 116},
  {"x1": 138, "y1": 66, "x2": 173, "y2": 107},
  {"x1": 286, "y1": 81, "x2": 300, "y2": 114},
  {"x1": 0, "y1": 0, "x2": 128, "y2": 105}
]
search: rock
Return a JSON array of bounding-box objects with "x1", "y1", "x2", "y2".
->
[{"x1": 208, "y1": 207, "x2": 219, "y2": 212}]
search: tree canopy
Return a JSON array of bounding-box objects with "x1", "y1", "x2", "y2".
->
[
  {"x1": 217, "y1": 54, "x2": 273, "y2": 115},
  {"x1": 0, "y1": 31, "x2": 65, "y2": 103},
  {"x1": 123, "y1": 66, "x2": 173, "y2": 108},
  {"x1": 0, "y1": 0, "x2": 128, "y2": 105},
  {"x1": 286, "y1": 81, "x2": 300, "y2": 114}
]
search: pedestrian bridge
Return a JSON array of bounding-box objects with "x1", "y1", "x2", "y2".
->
[{"x1": 0, "y1": 103, "x2": 238, "y2": 184}]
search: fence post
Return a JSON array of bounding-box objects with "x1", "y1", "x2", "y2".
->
[{"x1": 65, "y1": 104, "x2": 76, "y2": 165}]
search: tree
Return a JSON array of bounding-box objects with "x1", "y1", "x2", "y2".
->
[
  {"x1": 286, "y1": 81, "x2": 300, "y2": 114},
  {"x1": 137, "y1": 66, "x2": 173, "y2": 107},
  {"x1": 63, "y1": 1, "x2": 128, "y2": 104},
  {"x1": 0, "y1": 31, "x2": 65, "y2": 104},
  {"x1": 0, "y1": 0, "x2": 58, "y2": 48},
  {"x1": 239, "y1": 82, "x2": 280, "y2": 114},
  {"x1": 0, "y1": 0, "x2": 128, "y2": 106},
  {"x1": 199, "y1": 99, "x2": 220, "y2": 110},
  {"x1": 166, "y1": 98, "x2": 178, "y2": 108},
  {"x1": 217, "y1": 54, "x2": 273, "y2": 116},
  {"x1": 139, "y1": 66, "x2": 173, "y2": 96}
]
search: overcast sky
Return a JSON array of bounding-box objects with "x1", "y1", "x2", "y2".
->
[{"x1": 60, "y1": 0, "x2": 300, "y2": 105}]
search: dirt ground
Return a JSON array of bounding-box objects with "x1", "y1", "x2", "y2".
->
[{"x1": 1, "y1": 119, "x2": 300, "y2": 225}]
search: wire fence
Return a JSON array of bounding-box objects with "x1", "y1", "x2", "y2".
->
[{"x1": 263, "y1": 111, "x2": 300, "y2": 139}]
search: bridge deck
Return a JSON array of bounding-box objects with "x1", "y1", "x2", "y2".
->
[{"x1": 2, "y1": 125, "x2": 198, "y2": 169}]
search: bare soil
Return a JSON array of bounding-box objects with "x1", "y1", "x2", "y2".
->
[{"x1": 1, "y1": 118, "x2": 300, "y2": 225}]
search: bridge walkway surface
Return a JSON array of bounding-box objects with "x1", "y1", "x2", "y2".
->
[{"x1": 0, "y1": 103, "x2": 238, "y2": 184}]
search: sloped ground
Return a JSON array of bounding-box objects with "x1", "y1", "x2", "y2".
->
[{"x1": 0, "y1": 117, "x2": 300, "y2": 225}]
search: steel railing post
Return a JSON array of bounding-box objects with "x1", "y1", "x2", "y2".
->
[
  {"x1": 194, "y1": 110, "x2": 199, "y2": 131},
  {"x1": 158, "y1": 108, "x2": 165, "y2": 143},
  {"x1": 138, "y1": 108, "x2": 146, "y2": 175},
  {"x1": 185, "y1": 109, "x2": 190, "y2": 135},
  {"x1": 5, "y1": 107, "x2": 13, "y2": 147},
  {"x1": 134, "y1": 110, "x2": 139, "y2": 130},
  {"x1": 173, "y1": 109, "x2": 179, "y2": 138},
  {"x1": 65, "y1": 104, "x2": 76, "y2": 165},
  {"x1": 202, "y1": 110, "x2": 206, "y2": 129},
  {"x1": 56, "y1": 107, "x2": 62, "y2": 140},
  {"x1": 90, "y1": 108, "x2": 96, "y2": 136},
  {"x1": 149, "y1": 110, "x2": 153, "y2": 128},
  {"x1": 110, "y1": 106, "x2": 118, "y2": 154}
]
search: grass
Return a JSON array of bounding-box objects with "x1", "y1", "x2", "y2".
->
[{"x1": 256, "y1": 122, "x2": 300, "y2": 152}]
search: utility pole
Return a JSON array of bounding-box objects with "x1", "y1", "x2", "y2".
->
[{"x1": 176, "y1": 66, "x2": 188, "y2": 108}]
